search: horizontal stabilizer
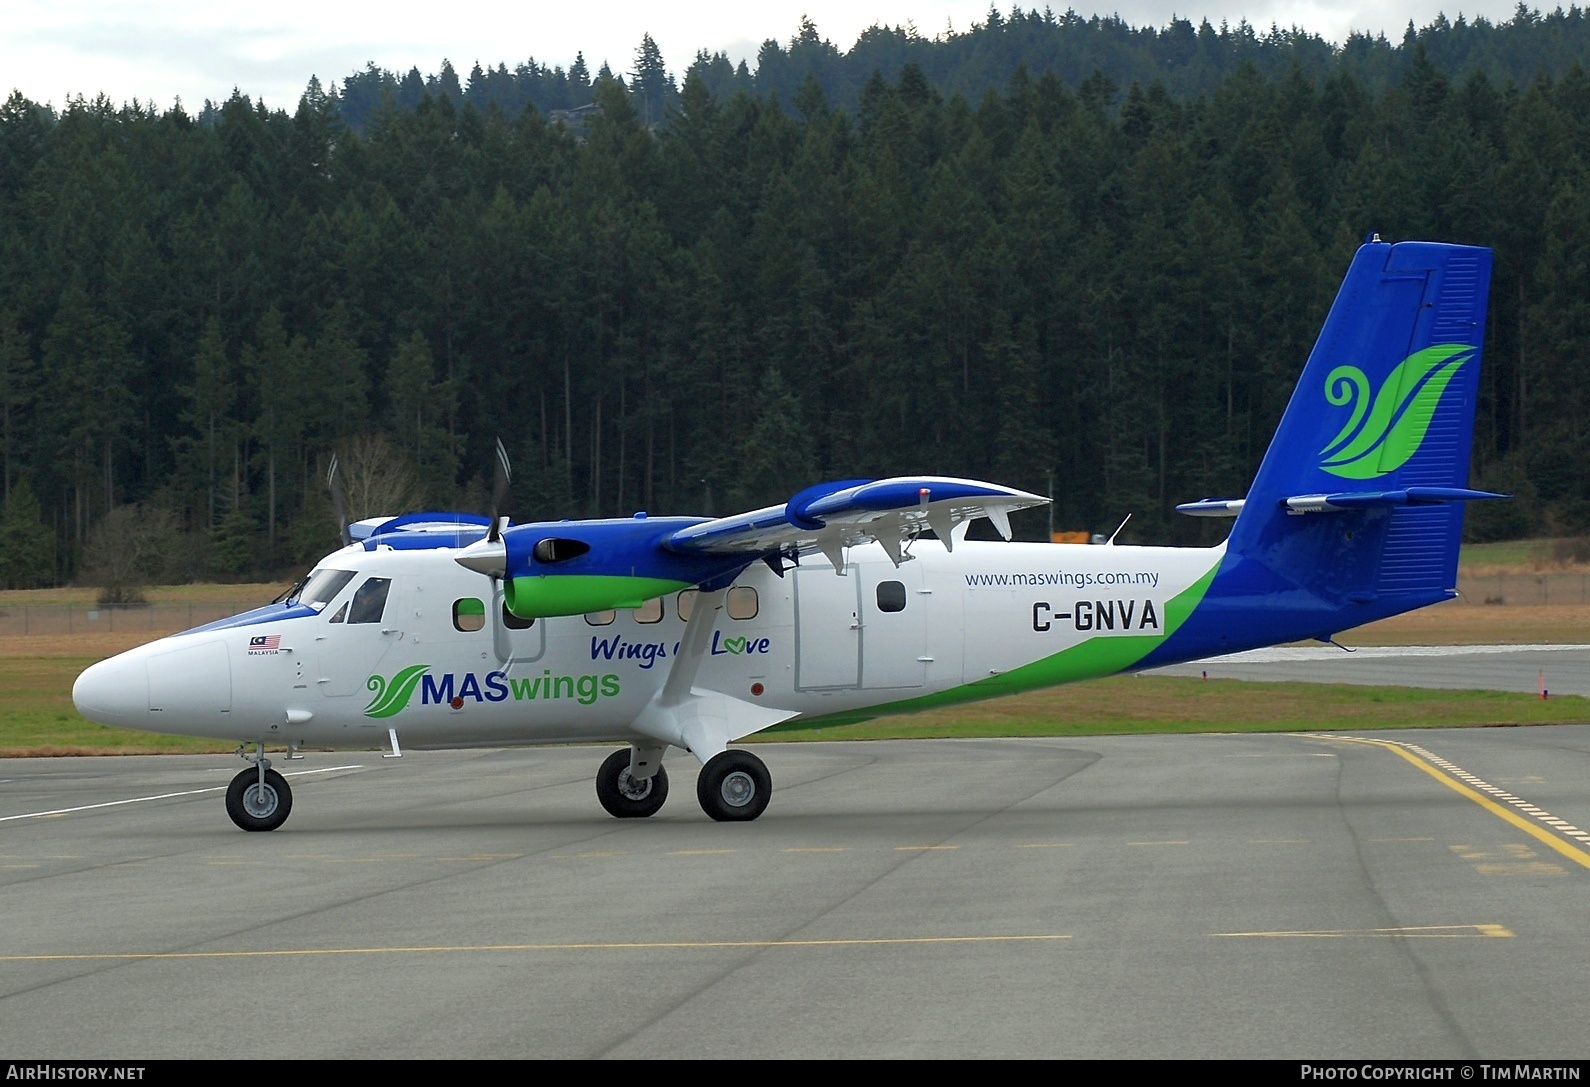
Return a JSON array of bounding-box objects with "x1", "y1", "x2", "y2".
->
[
  {"x1": 664, "y1": 476, "x2": 1047, "y2": 568},
  {"x1": 1282, "y1": 487, "x2": 1508, "y2": 514},
  {"x1": 1175, "y1": 499, "x2": 1247, "y2": 518}
]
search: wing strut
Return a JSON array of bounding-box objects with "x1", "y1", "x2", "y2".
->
[{"x1": 629, "y1": 588, "x2": 798, "y2": 762}]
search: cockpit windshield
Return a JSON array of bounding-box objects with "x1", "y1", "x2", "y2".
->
[{"x1": 295, "y1": 568, "x2": 356, "y2": 610}]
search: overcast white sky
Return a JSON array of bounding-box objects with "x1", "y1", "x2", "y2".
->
[{"x1": 3, "y1": 1, "x2": 1537, "y2": 111}]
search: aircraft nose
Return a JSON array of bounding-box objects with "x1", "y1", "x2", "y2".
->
[{"x1": 72, "y1": 653, "x2": 150, "y2": 725}]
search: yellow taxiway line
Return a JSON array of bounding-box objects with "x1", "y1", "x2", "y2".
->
[
  {"x1": 0, "y1": 933, "x2": 1072, "y2": 963},
  {"x1": 1305, "y1": 735, "x2": 1590, "y2": 873}
]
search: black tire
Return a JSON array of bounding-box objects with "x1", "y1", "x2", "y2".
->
[
  {"x1": 696, "y1": 750, "x2": 771, "y2": 822},
  {"x1": 226, "y1": 767, "x2": 292, "y2": 832},
  {"x1": 595, "y1": 749, "x2": 669, "y2": 818}
]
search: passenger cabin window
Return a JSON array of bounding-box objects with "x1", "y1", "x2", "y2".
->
[
  {"x1": 299, "y1": 568, "x2": 355, "y2": 611},
  {"x1": 727, "y1": 586, "x2": 759, "y2": 620},
  {"x1": 347, "y1": 577, "x2": 392, "y2": 624},
  {"x1": 876, "y1": 581, "x2": 907, "y2": 613},
  {"x1": 585, "y1": 610, "x2": 616, "y2": 626},
  {"x1": 502, "y1": 603, "x2": 535, "y2": 630},
  {"x1": 453, "y1": 598, "x2": 485, "y2": 632},
  {"x1": 633, "y1": 597, "x2": 663, "y2": 624},
  {"x1": 677, "y1": 589, "x2": 698, "y2": 621}
]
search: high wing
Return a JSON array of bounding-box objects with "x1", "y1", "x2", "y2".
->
[
  {"x1": 445, "y1": 474, "x2": 1045, "y2": 623},
  {"x1": 664, "y1": 476, "x2": 1048, "y2": 570}
]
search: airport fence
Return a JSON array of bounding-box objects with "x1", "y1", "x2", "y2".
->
[
  {"x1": 1455, "y1": 573, "x2": 1590, "y2": 606},
  {"x1": 0, "y1": 601, "x2": 270, "y2": 638}
]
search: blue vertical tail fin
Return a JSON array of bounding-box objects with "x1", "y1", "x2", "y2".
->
[{"x1": 1224, "y1": 238, "x2": 1496, "y2": 623}]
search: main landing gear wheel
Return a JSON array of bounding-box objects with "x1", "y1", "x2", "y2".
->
[
  {"x1": 226, "y1": 767, "x2": 292, "y2": 832},
  {"x1": 596, "y1": 749, "x2": 670, "y2": 818},
  {"x1": 696, "y1": 750, "x2": 771, "y2": 822}
]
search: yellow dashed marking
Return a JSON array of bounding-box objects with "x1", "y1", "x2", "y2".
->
[
  {"x1": 784, "y1": 847, "x2": 850, "y2": 853},
  {"x1": 1214, "y1": 924, "x2": 1513, "y2": 938},
  {"x1": 435, "y1": 855, "x2": 525, "y2": 862},
  {"x1": 0, "y1": 933, "x2": 1074, "y2": 963},
  {"x1": 1016, "y1": 843, "x2": 1074, "y2": 849},
  {"x1": 1303, "y1": 735, "x2": 1590, "y2": 872},
  {"x1": 670, "y1": 849, "x2": 738, "y2": 856},
  {"x1": 1473, "y1": 862, "x2": 1564, "y2": 876},
  {"x1": 1128, "y1": 841, "x2": 1190, "y2": 846},
  {"x1": 894, "y1": 845, "x2": 958, "y2": 851},
  {"x1": 1455, "y1": 845, "x2": 1564, "y2": 876}
]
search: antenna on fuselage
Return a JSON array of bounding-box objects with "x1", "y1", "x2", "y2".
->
[{"x1": 1105, "y1": 513, "x2": 1132, "y2": 546}]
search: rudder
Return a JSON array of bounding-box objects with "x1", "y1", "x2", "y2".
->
[{"x1": 1228, "y1": 238, "x2": 1494, "y2": 612}]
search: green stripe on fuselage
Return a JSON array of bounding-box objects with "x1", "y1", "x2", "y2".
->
[
  {"x1": 504, "y1": 574, "x2": 691, "y2": 619},
  {"x1": 778, "y1": 560, "x2": 1221, "y2": 730}
]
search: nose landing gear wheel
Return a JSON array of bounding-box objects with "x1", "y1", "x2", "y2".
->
[
  {"x1": 696, "y1": 750, "x2": 771, "y2": 822},
  {"x1": 226, "y1": 767, "x2": 292, "y2": 832},
  {"x1": 596, "y1": 749, "x2": 670, "y2": 818}
]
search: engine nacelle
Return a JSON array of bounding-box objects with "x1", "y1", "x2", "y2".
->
[{"x1": 461, "y1": 516, "x2": 751, "y2": 620}]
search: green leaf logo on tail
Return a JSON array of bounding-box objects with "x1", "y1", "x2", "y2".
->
[
  {"x1": 364, "y1": 664, "x2": 429, "y2": 718},
  {"x1": 1319, "y1": 343, "x2": 1475, "y2": 480}
]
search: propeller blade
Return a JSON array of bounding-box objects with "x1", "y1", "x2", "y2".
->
[
  {"x1": 326, "y1": 453, "x2": 352, "y2": 548},
  {"x1": 487, "y1": 438, "x2": 512, "y2": 543}
]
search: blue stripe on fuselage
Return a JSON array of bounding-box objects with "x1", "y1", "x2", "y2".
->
[
  {"x1": 178, "y1": 601, "x2": 321, "y2": 636},
  {"x1": 1133, "y1": 551, "x2": 1453, "y2": 670}
]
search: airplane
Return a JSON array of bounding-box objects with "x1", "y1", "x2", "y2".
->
[{"x1": 72, "y1": 237, "x2": 1504, "y2": 831}]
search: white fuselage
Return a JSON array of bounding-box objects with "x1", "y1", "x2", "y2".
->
[{"x1": 73, "y1": 538, "x2": 1224, "y2": 751}]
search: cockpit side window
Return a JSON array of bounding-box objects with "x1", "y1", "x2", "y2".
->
[
  {"x1": 327, "y1": 602, "x2": 349, "y2": 624},
  {"x1": 298, "y1": 568, "x2": 356, "y2": 610},
  {"x1": 347, "y1": 577, "x2": 392, "y2": 624}
]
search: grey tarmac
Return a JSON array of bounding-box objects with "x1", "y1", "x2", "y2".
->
[
  {"x1": 1147, "y1": 643, "x2": 1590, "y2": 697},
  {"x1": 1, "y1": 726, "x2": 1588, "y2": 1059}
]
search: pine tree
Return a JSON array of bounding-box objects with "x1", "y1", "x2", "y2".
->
[
  {"x1": 248, "y1": 308, "x2": 305, "y2": 552},
  {"x1": 176, "y1": 318, "x2": 235, "y2": 531},
  {"x1": 728, "y1": 367, "x2": 817, "y2": 510},
  {"x1": 0, "y1": 310, "x2": 33, "y2": 503},
  {"x1": 386, "y1": 330, "x2": 458, "y2": 500},
  {"x1": 0, "y1": 478, "x2": 53, "y2": 588},
  {"x1": 632, "y1": 34, "x2": 670, "y2": 128}
]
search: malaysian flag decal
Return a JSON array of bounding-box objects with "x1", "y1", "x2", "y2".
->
[{"x1": 248, "y1": 634, "x2": 282, "y2": 654}]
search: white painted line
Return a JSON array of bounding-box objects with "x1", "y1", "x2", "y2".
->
[
  {"x1": 0, "y1": 786, "x2": 228, "y2": 821},
  {"x1": 0, "y1": 765, "x2": 362, "y2": 824},
  {"x1": 1196, "y1": 643, "x2": 1590, "y2": 663}
]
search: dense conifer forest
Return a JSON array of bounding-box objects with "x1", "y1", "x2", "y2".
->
[{"x1": 0, "y1": 7, "x2": 1587, "y2": 587}]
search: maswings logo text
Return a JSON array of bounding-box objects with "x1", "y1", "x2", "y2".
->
[{"x1": 364, "y1": 664, "x2": 621, "y2": 717}]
